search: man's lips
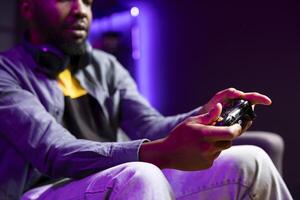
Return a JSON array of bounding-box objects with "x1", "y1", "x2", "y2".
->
[
  {"x1": 64, "y1": 23, "x2": 88, "y2": 38},
  {"x1": 66, "y1": 24, "x2": 87, "y2": 31}
]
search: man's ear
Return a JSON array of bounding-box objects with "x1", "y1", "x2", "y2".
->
[{"x1": 20, "y1": 0, "x2": 34, "y2": 21}]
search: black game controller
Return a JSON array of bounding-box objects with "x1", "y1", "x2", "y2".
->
[{"x1": 215, "y1": 99, "x2": 256, "y2": 128}]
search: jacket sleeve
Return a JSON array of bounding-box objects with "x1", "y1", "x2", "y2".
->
[
  {"x1": 110, "y1": 57, "x2": 201, "y2": 141},
  {"x1": 0, "y1": 56, "x2": 147, "y2": 179}
]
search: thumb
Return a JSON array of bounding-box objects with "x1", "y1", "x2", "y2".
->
[{"x1": 197, "y1": 103, "x2": 222, "y2": 125}]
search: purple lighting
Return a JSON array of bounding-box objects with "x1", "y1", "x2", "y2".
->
[
  {"x1": 90, "y1": 3, "x2": 159, "y2": 108},
  {"x1": 135, "y1": 3, "x2": 159, "y2": 107},
  {"x1": 131, "y1": 25, "x2": 140, "y2": 60}
]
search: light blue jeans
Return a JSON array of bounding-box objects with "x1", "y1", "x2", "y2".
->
[{"x1": 22, "y1": 145, "x2": 293, "y2": 200}]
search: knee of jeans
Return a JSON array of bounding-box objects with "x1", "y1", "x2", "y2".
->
[
  {"x1": 121, "y1": 162, "x2": 167, "y2": 184},
  {"x1": 106, "y1": 162, "x2": 174, "y2": 199},
  {"x1": 85, "y1": 162, "x2": 170, "y2": 195},
  {"x1": 221, "y1": 146, "x2": 276, "y2": 181},
  {"x1": 240, "y1": 145, "x2": 273, "y2": 167}
]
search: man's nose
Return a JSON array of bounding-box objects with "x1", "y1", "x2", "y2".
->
[{"x1": 72, "y1": 0, "x2": 88, "y2": 17}]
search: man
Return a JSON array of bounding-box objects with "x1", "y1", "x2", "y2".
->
[{"x1": 0, "y1": 0, "x2": 292, "y2": 199}]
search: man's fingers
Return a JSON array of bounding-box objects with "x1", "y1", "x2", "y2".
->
[
  {"x1": 206, "y1": 141, "x2": 232, "y2": 155},
  {"x1": 243, "y1": 92, "x2": 272, "y2": 105},
  {"x1": 196, "y1": 103, "x2": 222, "y2": 125},
  {"x1": 208, "y1": 151, "x2": 222, "y2": 160},
  {"x1": 190, "y1": 123, "x2": 242, "y2": 142},
  {"x1": 209, "y1": 88, "x2": 272, "y2": 107},
  {"x1": 215, "y1": 141, "x2": 232, "y2": 150},
  {"x1": 241, "y1": 121, "x2": 252, "y2": 132},
  {"x1": 215, "y1": 88, "x2": 244, "y2": 103}
]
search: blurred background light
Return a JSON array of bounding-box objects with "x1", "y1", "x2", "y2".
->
[{"x1": 130, "y1": 7, "x2": 140, "y2": 17}]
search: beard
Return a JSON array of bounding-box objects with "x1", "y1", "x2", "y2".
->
[
  {"x1": 58, "y1": 40, "x2": 88, "y2": 56},
  {"x1": 34, "y1": 27, "x2": 90, "y2": 56}
]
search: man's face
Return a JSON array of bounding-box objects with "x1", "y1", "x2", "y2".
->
[{"x1": 28, "y1": 0, "x2": 93, "y2": 55}]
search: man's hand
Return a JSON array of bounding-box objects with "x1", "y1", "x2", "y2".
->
[
  {"x1": 199, "y1": 88, "x2": 272, "y2": 131},
  {"x1": 199, "y1": 88, "x2": 272, "y2": 115},
  {"x1": 139, "y1": 88, "x2": 272, "y2": 171},
  {"x1": 139, "y1": 103, "x2": 242, "y2": 171}
]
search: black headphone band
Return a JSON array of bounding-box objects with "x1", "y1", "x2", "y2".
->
[{"x1": 23, "y1": 41, "x2": 92, "y2": 77}]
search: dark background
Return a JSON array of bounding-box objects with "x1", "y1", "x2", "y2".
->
[
  {"x1": 1, "y1": 0, "x2": 299, "y2": 198},
  {"x1": 148, "y1": 1, "x2": 300, "y2": 197}
]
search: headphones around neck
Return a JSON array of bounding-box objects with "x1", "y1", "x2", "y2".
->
[{"x1": 24, "y1": 41, "x2": 93, "y2": 78}]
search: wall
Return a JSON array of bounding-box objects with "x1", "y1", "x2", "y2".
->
[
  {"x1": 146, "y1": 1, "x2": 300, "y2": 198},
  {"x1": 0, "y1": 0, "x2": 18, "y2": 51}
]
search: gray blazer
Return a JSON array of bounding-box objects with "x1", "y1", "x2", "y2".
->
[{"x1": 0, "y1": 43, "x2": 198, "y2": 199}]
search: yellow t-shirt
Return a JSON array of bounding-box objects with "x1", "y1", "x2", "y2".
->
[{"x1": 57, "y1": 68, "x2": 87, "y2": 98}]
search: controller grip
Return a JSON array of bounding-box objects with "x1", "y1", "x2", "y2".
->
[{"x1": 215, "y1": 100, "x2": 256, "y2": 127}]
